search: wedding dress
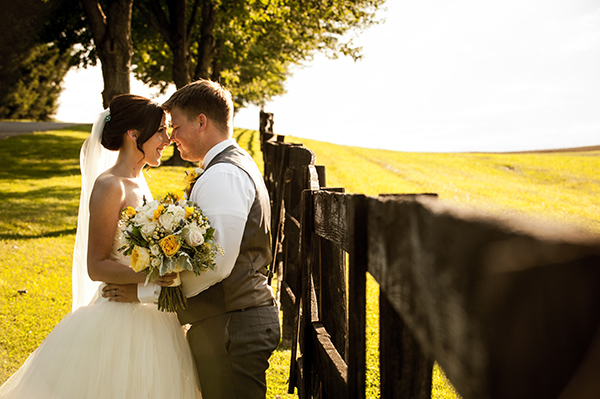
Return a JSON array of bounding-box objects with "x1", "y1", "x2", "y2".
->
[
  {"x1": 0, "y1": 232, "x2": 201, "y2": 398},
  {"x1": 0, "y1": 109, "x2": 201, "y2": 398}
]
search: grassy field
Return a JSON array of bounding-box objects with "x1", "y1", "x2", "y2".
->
[
  {"x1": 0, "y1": 126, "x2": 598, "y2": 398},
  {"x1": 285, "y1": 136, "x2": 600, "y2": 235}
]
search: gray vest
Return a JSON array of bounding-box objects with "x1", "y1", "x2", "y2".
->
[{"x1": 177, "y1": 145, "x2": 274, "y2": 324}]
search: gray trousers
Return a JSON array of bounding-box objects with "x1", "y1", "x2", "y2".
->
[{"x1": 187, "y1": 304, "x2": 280, "y2": 399}]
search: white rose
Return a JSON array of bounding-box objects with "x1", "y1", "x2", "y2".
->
[
  {"x1": 140, "y1": 221, "x2": 158, "y2": 240},
  {"x1": 185, "y1": 223, "x2": 205, "y2": 247},
  {"x1": 150, "y1": 244, "x2": 161, "y2": 256},
  {"x1": 134, "y1": 203, "x2": 156, "y2": 225},
  {"x1": 151, "y1": 256, "x2": 162, "y2": 268},
  {"x1": 160, "y1": 205, "x2": 186, "y2": 232},
  {"x1": 133, "y1": 211, "x2": 150, "y2": 225},
  {"x1": 169, "y1": 204, "x2": 186, "y2": 222},
  {"x1": 136, "y1": 201, "x2": 159, "y2": 223},
  {"x1": 159, "y1": 211, "x2": 176, "y2": 233}
]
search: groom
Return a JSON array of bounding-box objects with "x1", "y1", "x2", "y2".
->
[
  {"x1": 163, "y1": 79, "x2": 279, "y2": 399},
  {"x1": 104, "y1": 79, "x2": 280, "y2": 398}
]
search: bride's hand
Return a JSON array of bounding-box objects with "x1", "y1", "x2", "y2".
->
[
  {"x1": 102, "y1": 283, "x2": 140, "y2": 303},
  {"x1": 155, "y1": 273, "x2": 178, "y2": 287}
]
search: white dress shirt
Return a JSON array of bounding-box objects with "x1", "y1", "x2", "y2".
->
[{"x1": 138, "y1": 138, "x2": 255, "y2": 302}]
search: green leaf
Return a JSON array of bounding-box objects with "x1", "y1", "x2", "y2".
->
[{"x1": 176, "y1": 253, "x2": 194, "y2": 272}]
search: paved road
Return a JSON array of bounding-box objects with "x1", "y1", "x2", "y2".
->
[{"x1": 0, "y1": 121, "x2": 86, "y2": 140}]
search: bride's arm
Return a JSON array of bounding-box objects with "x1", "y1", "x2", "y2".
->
[{"x1": 87, "y1": 176, "x2": 145, "y2": 284}]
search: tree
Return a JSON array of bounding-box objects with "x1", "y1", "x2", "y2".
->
[
  {"x1": 131, "y1": 0, "x2": 385, "y2": 107},
  {"x1": 81, "y1": 0, "x2": 135, "y2": 108},
  {"x1": 0, "y1": 0, "x2": 72, "y2": 120}
]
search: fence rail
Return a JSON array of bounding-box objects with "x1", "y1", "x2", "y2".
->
[{"x1": 259, "y1": 113, "x2": 600, "y2": 399}]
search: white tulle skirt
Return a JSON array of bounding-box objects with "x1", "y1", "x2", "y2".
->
[{"x1": 0, "y1": 287, "x2": 201, "y2": 398}]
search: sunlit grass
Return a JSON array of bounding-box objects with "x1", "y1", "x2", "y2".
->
[{"x1": 288, "y1": 136, "x2": 600, "y2": 235}]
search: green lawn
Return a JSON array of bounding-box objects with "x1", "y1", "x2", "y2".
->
[{"x1": 1, "y1": 127, "x2": 598, "y2": 398}]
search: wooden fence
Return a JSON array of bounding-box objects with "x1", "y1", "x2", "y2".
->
[{"x1": 259, "y1": 112, "x2": 600, "y2": 399}]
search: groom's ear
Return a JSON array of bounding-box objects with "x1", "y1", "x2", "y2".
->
[
  {"x1": 126, "y1": 130, "x2": 138, "y2": 142},
  {"x1": 197, "y1": 114, "x2": 207, "y2": 132}
]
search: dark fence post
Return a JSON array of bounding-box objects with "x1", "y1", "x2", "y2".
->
[
  {"x1": 259, "y1": 110, "x2": 274, "y2": 145},
  {"x1": 378, "y1": 194, "x2": 436, "y2": 398},
  {"x1": 348, "y1": 194, "x2": 368, "y2": 399},
  {"x1": 317, "y1": 188, "x2": 348, "y2": 362},
  {"x1": 280, "y1": 146, "x2": 318, "y2": 347},
  {"x1": 289, "y1": 165, "x2": 323, "y2": 395}
]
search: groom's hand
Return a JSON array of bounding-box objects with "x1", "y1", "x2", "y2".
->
[
  {"x1": 155, "y1": 272, "x2": 177, "y2": 287},
  {"x1": 102, "y1": 283, "x2": 139, "y2": 303}
]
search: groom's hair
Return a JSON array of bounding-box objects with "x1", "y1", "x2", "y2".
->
[
  {"x1": 162, "y1": 79, "x2": 233, "y2": 134},
  {"x1": 103, "y1": 94, "x2": 165, "y2": 154}
]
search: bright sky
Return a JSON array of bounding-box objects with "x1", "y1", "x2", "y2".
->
[{"x1": 55, "y1": 0, "x2": 600, "y2": 152}]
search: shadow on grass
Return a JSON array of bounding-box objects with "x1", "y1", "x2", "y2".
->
[
  {"x1": 0, "y1": 184, "x2": 80, "y2": 202},
  {"x1": 0, "y1": 186, "x2": 80, "y2": 237},
  {"x1": 0, "y1": 227, "x2": 77, "y2": 240},
  {"x1": 0, "y1": 131, "x2": 87, "y2": 180}
]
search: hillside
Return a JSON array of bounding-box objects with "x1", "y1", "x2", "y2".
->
[{"x1": 281, "y1": 135, "x2": 600, "y2": 236}]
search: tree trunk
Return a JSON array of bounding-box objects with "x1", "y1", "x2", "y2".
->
[
  {"x1": 172, "y1": 43, "x2": 191, "y2": 89},
  {"x1": 211, "y1": 38, "x2": 224, "y2": 82},
  {"x1": 194, "y1": 0, "x2": 217, "y2": 80},
  {"x1": 168, "y1": 0, "x2": 192, "y2": 89},
  {"x1": 165, "y1": 1, "x2": 193, "y2": 167},
  {"x1": 81, "y1": 0, "x2": 133, "y2": 108}
]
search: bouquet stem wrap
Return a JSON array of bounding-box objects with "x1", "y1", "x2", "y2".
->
[{"x1": 158, "y1": 275, "x2": 187, "y2": 312}]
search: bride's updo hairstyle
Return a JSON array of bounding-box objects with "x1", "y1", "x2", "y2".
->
[{"x1": 101, "y1": 94, "x2": 165, "y2": 154}]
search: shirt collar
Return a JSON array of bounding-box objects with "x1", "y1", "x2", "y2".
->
[{"x1": 203, "y1": 138, "x2": 237, "y2": 168}]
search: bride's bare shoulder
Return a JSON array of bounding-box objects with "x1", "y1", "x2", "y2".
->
[{"x1": 92, "y1": 172, "x2": 127, "y2": 202}]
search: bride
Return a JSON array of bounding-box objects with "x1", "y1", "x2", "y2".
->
[{"x1": 0, "y1": 95, "x2": 201, "y2": 398}]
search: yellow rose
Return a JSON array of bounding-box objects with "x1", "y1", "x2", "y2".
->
[
  {"x1": 130, "y1": 246, "x2": 150, "y2": 272},
  {"x1": 123, "y1": 206, "x2": 136, "y2": 217},
  {"x1": 153, "y1": 204, "x2": 165, "y2": 221},
  {"x1": 160, "y1": 235, "x2": 181, "y2": 257}
]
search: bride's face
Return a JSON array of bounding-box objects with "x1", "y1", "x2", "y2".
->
[{"x1": 142, "y1": 115, "x2": 170, "y2": 167}]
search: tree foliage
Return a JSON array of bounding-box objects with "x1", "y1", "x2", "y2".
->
[
  {"x1": 0, "y1": 44, "x2": 71, "y2": 121},
  {"x1": 131, "y1": 0, "x2": 385, "y2": 108},
  {"x1": 0, "y1": 0, "x2": 72, "y2": 120},
  {"x1": 2, "y1": 0, "x2": 385, "y2": 121}
]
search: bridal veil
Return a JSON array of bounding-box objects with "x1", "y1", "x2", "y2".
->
[{"x1": 72, "y1": 109, "x2": 118, "y2": 310}]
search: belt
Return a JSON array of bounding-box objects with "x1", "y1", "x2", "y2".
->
[{"x1": 235, "y1": 298, "x2": 276, "y2": 312}]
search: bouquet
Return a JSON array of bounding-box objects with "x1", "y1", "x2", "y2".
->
[{"x1": 118, "y1": 192, "x2": 220, "y2": 312}]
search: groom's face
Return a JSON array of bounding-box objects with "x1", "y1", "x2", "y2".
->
[{"x1": 170, "y1": 107, "x2": 203, "y2": 162}]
